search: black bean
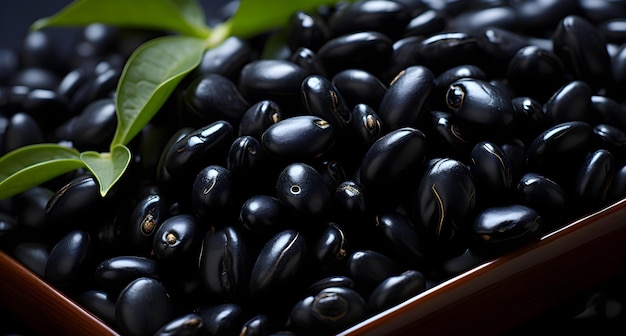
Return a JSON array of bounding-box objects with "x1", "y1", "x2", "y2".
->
[
  {"x1": 76, "y1": 290, "x2": 118, "y2": 327},
  {"x1": 471, "y1": 204, "x2": 542, "y2": 254},
  {"x1": 346, "y1": 250, "x2": 401, "y2": 295},
  {"x1": 301, "y1": 75, "x2": 352, "y2": 130},
  {"x1": 94, "y1": 256, "x2": 160, "y2": 293},
  {"x1": 317, "y1": 31, "x2": 393, "y2": 76},
  {"x1": 331, "y1": 69, "x2": 387, "y2": 109},
  {"x1": 152, "y1": 214, "x2": 202, "y2": 266},
  {"x1": 276, "y1": 162, "x2": 331, "y2": 217},
  {"x1": 287, "y1": 286, "x2": 366, "y2": 335},
  {"x1": 506, "y1": 45, "x2": 567, "y2": 102},
  {"x1": 191, "y1": 165, "x2": 233, "y2": 220},
  {"x1": 200, "y1": 225, "x2": 250, "y2": 300},
  {"x1": 239, "y1": 194, "x2": 286, "y2": 237},
  {"x1": 185, "y1": 74, "x2": 250, "y2": 124},
  {"x1": 516, "y1": 172, "x2": 569, "y2": 229},
  {"x1": 45, "y1": 229, "x2": 91, "y2": 287},
  {"x1": 366, "y1": 270, "x2": 426, "y2": 313},
  {"x1": 249, "y1": 229, "x2": 307, "y2": 299},
  {"x1": 543, "y1": 80, "x2": 593, "y2": 125},
  {"x1": 378, "y1": 65, "x2": 435, "y2": 130},
  {"x1": 196, "y1": 36, "x2": 252, "y2": 80},
  {"x1": 287, "y1": 11, "x2": 331, "y2": 52},
  {"x1": 116, "y1": 277, "x2": 174, "y2": 336},
  {"x1": 153, "y1": 313, "x2": 204, "y2": 336},
  {"x1": 552, "y1": 15, "x2": 612, "y2": 91},
  {"x1": 261, "y1": 116, "x2": 334, "y2": 162}
]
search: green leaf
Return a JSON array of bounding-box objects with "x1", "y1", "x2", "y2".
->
[
  {"x1": 111, "y1": 35, "x2": 207, "y2": 147},
  {"x1": 227, "y1": 0, "x2": 348, "y2": 38},
  {"x1": 80, "y1": 145, "x2": 131, "y2": 197},
  {"x1": 0, "y1": 144, "x2": 84, "y2": 200},
  {"x1": 31, "y1": 0, "x2": 210, "y2": 38}
]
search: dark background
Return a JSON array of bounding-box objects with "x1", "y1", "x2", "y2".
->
[{"x1": 0, "y1": 0, "x2": 233, "y2": 49}]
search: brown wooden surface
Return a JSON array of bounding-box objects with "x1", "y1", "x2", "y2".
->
[
  {"x1": 339, "y1": 198, "x2": 626, "y2": 335},
  {"x1": 0, "y1": 250, "x2": 120, "y2": 336}
]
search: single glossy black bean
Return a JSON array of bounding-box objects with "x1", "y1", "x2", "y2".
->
[
  {"x1": 313, "y1": 222, "x2": 348, "y2": 272},
  {"x1": 45, "y1": 229, "x2": 90, "y2": 287},
  {"x1": 155, "y1": 127, "x2": 194, "y2": 190},
  {"x1": 185, "y1": 74, "x2": 250, "y2": 124},
  {"x1": 200, "y1": 226, "x2": 250, "y2": 300},
  {"x1": 306, "y1": 275, "x2": 357, "y2": 295},
  {"x1": 3, "y1": 112, "x2": 44, "y2": 153},
  {"x1": 249, "y1": 229, "x2": 307, "y2": 299},
  {"x1": 327, "y1": 0, "x2": 410, "y2": 38},
  {"x1": 358, "y1": 127, "x2": 427, "y2": 204},
  {"x1": 261, "y1": 115, "x2": 335, "y2": 161},
  {"x1": 346, "y1": 250, "x2": 400, "y2": 294},
  {"x1": 196, "y1": 36, "x2": 252, "y2": 80},
  {"x1": 287, "y1": 11, "x2": 331, "y2": 52},
  {"x1": 408, "y1": 158, "x2": 476, "y2": 251},
  {"x1": 239, "y1": 313, "x2": 273, "y2": 336},
  {"x1": 153, "y1": 313, "x2": 204, "y2": 336},
  {"x1": 506, "y1": 45, "x2": 568, "y2": 102},
  {"x1": 301, "y1": 75, "x2": 352, "y2": 130},
  {"x1": 69, "y1": 98, "x2": 117, "y2": 151},
  {"x1": 378, "y1": 65, "x2": 435, "y2": 130},
  {"x1": 239, "y1": 195, "x2": 286, "y2": 237},
  {"x1": 45, "y1": 174, "x2": 108, "y2": 226},
  {"x1": 276, "y1": 162, "x2": 331, "y2": 217},
  {"x1": 367, "y1": 270, "x2": 426, "y2": 313},
  {"x1": 152, "y1": 214, "x2": 202, "y2": 266},
  {"x1": 20, "y1": 88, "x2": 67, "y2": 127},
  {"x1": 76, "y1": 290, "x2": 117, "y2": 327},
  {"x1": 20, "y1": 30, "x2": 60, "y2": 71},
  {"x1": 227, "y1": 136, "x2": 269, "y2": 192},
  {"x1": 552, "y1": 15, "x2": 612, "y2": 90},
  {"x1": 317, "y1": 31, "x2": 393, "y2": 76},
  {"x1": 289, "y1": 47, "x2": 328, "y2": 77},
  {"x1": 334, "y1": 180, "x2": 368, "y2": 218},
  {"x1": 161, "y1": 120, "x2": 234, "y2": 184},
  {"x1": 287, "y1": 287, "x2": 366, "y2": 335},
  {"x1": 446, "y1": 78, "x2": 515, "y2": 135},
  {"x1": 471, "y1": 204, "x2": 542, "y2": 253},
  {"x1": 404, "y1": 9, "x2": 448, "y2": 38},
  {"x1": 238, "y1": 100, "x2": 282, "y2": 139},
  {"x1": 126, "y1": 192, "x2": 167, "y2": 254},
  {"x1": 574, "y1": 149, "x2": 615, "y2": 210},
  {"x1": 543, "y1": 80, "x2": 593, "y2": 125},
  {"x1": 191, "y1": 165, "x2": 232, "y2": 220},
  {"x1": 516, "y1": 172, "x2": 569, "y2": 229},
  {"x1": 415, "y1": 32, "x2": 484, "y2": 74},
  {"x1": 331, "y1": 69, "x2": 386, "y2": 109},
  {"x1": 526, "y1": 121, "x2": 594, "y2": 176},
  {"x1": 375, "y1": 211, "x2": 427, "y2": 263},
  {"x1": 13, "y1": 242, "x2": 49, "y2": 278},
  {"x1": 116, "y1": 277, "x2": 174, "y2": 336},
  {"x1": 69, "y1": 68, "x2": 120, "y2": 113},
  {"x1": 94, "y1": 256, "x2": 160, "y2": 293},
  {"x1": 469, "y1": 141, "x2": 513, "y2": 206},
  {"x1": 238, "y1": 60, "x2": 310, "y2": 106}
]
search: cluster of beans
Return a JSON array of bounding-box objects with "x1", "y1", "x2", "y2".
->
[{"x1": 3, "y1": 0, "x2": 626, "y2": 335}]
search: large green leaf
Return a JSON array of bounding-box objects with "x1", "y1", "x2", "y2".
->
[
  {"x1": 111, "y1": 35, "x2": 207, "y2": 147},
  {"x1": 31, "y1": 0, "x2": 210, "y2": 38},
  {"x1": 0, "y1": 144, "x2": 84, "y2": 200},
  {"x1": 80, "y1": 145, "x2": 131, "y2": 197},
  {"x1": 227, "y1": 0, "x2": 349, "y2": 38}
]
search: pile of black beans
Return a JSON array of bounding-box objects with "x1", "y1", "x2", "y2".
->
[{"x1": 3, "y1": 0, "x2": 626, "y2": 335}]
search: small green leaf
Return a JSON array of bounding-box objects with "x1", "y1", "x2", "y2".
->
[
  {"x1": 228, "y1": 0, "x2": 348, "y2": 38},
  {"x1": 0, "y1": 144, "x2": 84, "y2": 200},
  {"x1": 31, "y1": 0, "x2": 210, "y2": 38},
  {"x1": 111, "y1": 35, "x2": 207, "y2": 147},
  {"x1": 80, "y1": 145, "x2": 131, "y2": 197}
]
